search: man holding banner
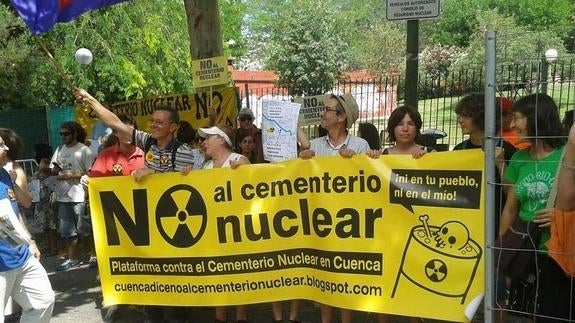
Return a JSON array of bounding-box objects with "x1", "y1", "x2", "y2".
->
[
  {"x1": 299, "y1": 94, "x2": 368, "y2": 323},
  {"x1": 73, "y1": 88, "x2": 197, "y2": 181},
  {"x1": 74, "y1": 88, "x2": 199, "y2": 322}
]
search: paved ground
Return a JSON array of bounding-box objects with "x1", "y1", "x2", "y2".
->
[
  {"x1": 42, "y1": 254, "x2": 386, "y2": 323},
  {"x1": 20, "y1": 253, "x2": 526, "y2": 323}
]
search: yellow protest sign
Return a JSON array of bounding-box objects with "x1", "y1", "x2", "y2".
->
[
  {"x1": 75, "y1": 87, "x2": 239, "y2": 136},
  {"x1": 192, "y1": 56, "x2": 231, "y2": 88},
  {"x1": 89, "y1": 150, "x2": 485, "y2": 322}
]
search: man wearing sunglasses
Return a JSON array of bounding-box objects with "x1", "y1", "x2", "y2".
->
[
  {"x1": 50, "y1": 121, "x2": 95, "y2": 271},
  {"x1": 237, "y1": 108, "x2": 264, "y2": 163}
]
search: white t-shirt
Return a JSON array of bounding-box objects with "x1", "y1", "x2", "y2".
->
[
  {"x1": 51, "y1": 142, "x2": 94, "y2": 202},
  {"x1": 202, "y1": 152, "x2": 243, "y2": 169}
]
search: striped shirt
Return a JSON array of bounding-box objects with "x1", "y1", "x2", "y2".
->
[{"x1": 132, "y1": 129, "x2": 197, "y2": 172}]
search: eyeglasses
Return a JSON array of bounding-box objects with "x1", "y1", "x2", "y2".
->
[
  {"x1": 149, "y1": 119, "x2": 171, "y2": 127},
  {"x1": 239, "y1": 116, "x2": 253, "y2": 122},
  {"x1": 59, "y1": 132, "x2": 71, "y2": 137},
  {"x1": 323, "y1": 106, "x2": 339, "y2": 113}
]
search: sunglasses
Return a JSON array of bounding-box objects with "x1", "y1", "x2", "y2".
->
[
  {"x1": 59, "y1": 132, "x2": 72, "y2": 137},
  {"x1": 239, "y1": 116, "x2": 253, "y2": 122}
]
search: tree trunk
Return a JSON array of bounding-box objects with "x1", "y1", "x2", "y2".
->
[{"x1": 184, "y1": 0, "x2": 224, "y2": 60}]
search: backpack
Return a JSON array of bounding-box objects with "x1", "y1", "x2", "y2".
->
[{"x1": 143, "y1": 137, "x2": 182, "y2": 171}]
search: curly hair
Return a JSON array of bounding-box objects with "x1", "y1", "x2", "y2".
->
[
  {"x1": 454, "y1": 93, "x2": 485, "y2": 131},
  {"x1": 60, "y1": 121, "x2": 87, "y2": 144}
]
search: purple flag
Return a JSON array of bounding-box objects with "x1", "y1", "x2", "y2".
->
[{"x1": 10, "y1": 0, "x2": 129, "y2": 35}]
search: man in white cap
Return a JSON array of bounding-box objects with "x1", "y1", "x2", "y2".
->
[{"x1": 298, "y1": 93, "x2": 368, "y2": 323}]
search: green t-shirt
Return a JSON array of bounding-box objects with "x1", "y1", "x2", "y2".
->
[{"x1": 504, "y1": 146, "x2": 564, "y2": 250}]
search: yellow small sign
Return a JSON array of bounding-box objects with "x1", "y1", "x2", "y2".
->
[{"x1": 192, "y1": 56, "x2": 231, "y2": 88}]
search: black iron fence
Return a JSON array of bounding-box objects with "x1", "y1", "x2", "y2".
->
[
  {"x1": 1, "y1": 59, "x2": 574, "y2": 159},
  {"x1": 238, "y1": 58, "x2": 575, "y2": 149}
]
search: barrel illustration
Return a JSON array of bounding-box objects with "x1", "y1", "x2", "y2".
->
[{"x1": 391, "y1": 215, "x2": 482, "y2": 304}]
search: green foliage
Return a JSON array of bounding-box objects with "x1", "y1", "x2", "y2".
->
[
  {"x1": 0, "y1": 4, "x2": 64, "y2": 109},
  {"x1": 487, "y1": 0, "x2": 573, "y2": 34},
  {"x1": 0, "y1": 1, "x2": 193, "y2": 108},
  {"x1": 2, "y1": 0, "x2": 575, "y2": 109},
  {"x1": 360, "y1": 22, "x2": 405, "y2": 75},
  {"x1": 334, "y1": 0, "x2": 387, "y2": 69},
  {"x1": 250, "y1": 0, "x2": 348, "y2": 96},
  {"x1": 460, "y1": 9, "x2": 566, "y2": 68},
  {"x1": 219, "y1": 0, "x2": 247, "y2": 61},
  {"x1": 419, "y1": 44, "x2": 465, "y2": 79},
  {"x1": 426, "y1": 0, "x2": 485, "y2": 47},
  {"x1": 487, "y1": 0, "x2": 575, "y2": 53}
]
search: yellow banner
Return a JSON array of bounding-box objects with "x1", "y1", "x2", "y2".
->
[
  {"x1": 192, "y1": 56, "x2": 231, "y2": 88},
  {"x1": 76, "y1": 87, "x2": 239, "y2": 136},
  {"x1": 89, "y1": 150, "x2": 485, "y2": 322}
]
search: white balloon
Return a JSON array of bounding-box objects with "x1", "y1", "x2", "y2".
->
[{"x1": 75, "y1": 48, "x2": 93, "y2": 65}]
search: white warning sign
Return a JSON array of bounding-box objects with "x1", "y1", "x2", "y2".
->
[{"x1": 386, "y1": 0, "x2": 441, "y2": 21}]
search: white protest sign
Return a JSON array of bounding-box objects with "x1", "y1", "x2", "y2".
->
[{"x1": 262, "y1": 100, "x2": 300, "y2": 163}]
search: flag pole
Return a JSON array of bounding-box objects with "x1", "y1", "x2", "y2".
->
[{"x1": 33, "y1": 37, "x2": 75, "y2": 90}]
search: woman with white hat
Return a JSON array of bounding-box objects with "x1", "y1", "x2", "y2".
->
[{"x1": 197, "y1": 124, "x2": 250, "y2": 322}]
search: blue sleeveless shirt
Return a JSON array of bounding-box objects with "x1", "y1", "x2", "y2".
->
[{"x1": 0, "y1": 168, "x2": 31, "y2": 271}]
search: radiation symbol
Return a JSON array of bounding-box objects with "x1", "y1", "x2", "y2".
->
[
  {"x1": 425, "y1": 259, "x2": 448, "y2": 282},
  {"x1": 155, "y1": 184, "x2": 207, "y2": 248}
]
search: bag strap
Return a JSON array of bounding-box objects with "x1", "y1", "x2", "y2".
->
[{"x1": 547, "y1": 146, "x2": 566, "y2": 208}]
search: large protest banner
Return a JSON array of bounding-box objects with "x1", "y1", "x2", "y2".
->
[
  {"x1": 89, "y1": 150, "x2": 484, "y2": 322},
  {"x1": 75, "y1": 86, "x2": 239, "y2": 136}
]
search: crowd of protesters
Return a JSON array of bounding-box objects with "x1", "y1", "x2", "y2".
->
[{"x1": 1, "y1": 87, "x2": 573, "y2": 323}]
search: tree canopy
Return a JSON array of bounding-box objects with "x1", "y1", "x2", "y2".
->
[{"x1": 0, "y1": 0, "x2": 574, "y2": 108}]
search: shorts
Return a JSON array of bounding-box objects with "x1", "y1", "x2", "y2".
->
[
  {"x1": 57, "y1": 202, "x2": 91, "y2": 238},
  {"x1": 34, "y1": 204, "x2": 58, "y2": 231}
]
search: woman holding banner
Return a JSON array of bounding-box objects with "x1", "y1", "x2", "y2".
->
[
  {"x1": 195, "y1": 124, "x2": 250, "y2": 323},
  {"x1": 367, "y1": 106, "x2": 432, "y2": 323}
]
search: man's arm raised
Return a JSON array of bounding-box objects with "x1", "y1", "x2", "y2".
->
[{"x1": 73, "y1": 88, "x2": 133, "y2": 142}]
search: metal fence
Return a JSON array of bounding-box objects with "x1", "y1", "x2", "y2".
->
[{"x1": 238, "y1": 58, "x2": 575, "y2": 150}]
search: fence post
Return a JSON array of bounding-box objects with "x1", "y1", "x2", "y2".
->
[
  {"x1": 405, "y1": 20, "x2": 419, "y2": 109},
  {"x1": 244, "y1": 83, "x2": 250, "y2": 110},
  {"x1": 484, "y1": 30, "x2": 497, "y2": 323}
]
